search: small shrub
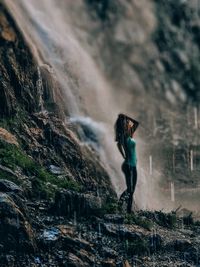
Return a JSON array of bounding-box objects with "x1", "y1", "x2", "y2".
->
[
  {"x1": 124, "y1": 213, "x2": 153, "y2": 231},
  {"x1": 97, "y1": 196, "x2": 118, "y2": 216},
  {"x1": 155, "y1": 211, "x2": 177, "y2": 228}
]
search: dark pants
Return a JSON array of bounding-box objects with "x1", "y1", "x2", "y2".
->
[{"x1": 119, "y1": 162, "x2": 137, "y2": 213}]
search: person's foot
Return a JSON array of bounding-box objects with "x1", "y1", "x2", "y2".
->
[{"x1": 118, "y1": 190, "x2": 128, "y2": 213}]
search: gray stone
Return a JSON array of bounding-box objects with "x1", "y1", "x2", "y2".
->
[
  {"x1": 54, "y1": 190, "x2": 102, "y2": 217},
  {"x1": 104, "y1": 214, "x2": 124, "y2": 224},
  {"x1": 0, "y1": 179, "x2": 23, "y2": 195},
  {"x1": 49, "y1": 165, "x2": 63, "y2": 175}
]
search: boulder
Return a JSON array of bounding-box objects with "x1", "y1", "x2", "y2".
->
[
  {"x1": 54, "y1": 189, "x2": 102, "y2": 217},
  {"x1": 100, "y1": 223, "x2": 143, "y2": 242},
  {"x1": 0, "y1": 193, "x2": 35, "y2": 253},
  {"x1": 38, "y1": 227, "x2": 61, "y2": 249},
  {"x1": 0, "y1": 179, "x2": 27, "y2": 215},
  {"x1": 0, "y1": 179, "x2": 23, "y2": 195}
]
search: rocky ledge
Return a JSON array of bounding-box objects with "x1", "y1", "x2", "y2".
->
[{"x1": 0, "y1": 179, "x2": 200, "y2": 267}]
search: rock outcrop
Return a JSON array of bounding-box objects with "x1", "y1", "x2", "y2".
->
[
  {"x1": 54, "y1": 189, "x2": 102, "y2": 217},
  {"x1": 0, "y1": 192, "x2": 35, "y2": 253},
  {"x1": 0, "y1": 2, "x2": 40, "y2": 116}
]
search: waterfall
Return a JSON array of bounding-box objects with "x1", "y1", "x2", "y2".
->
[{"x1": 4, "y1": 0, "x2": 173, "y2": 210}]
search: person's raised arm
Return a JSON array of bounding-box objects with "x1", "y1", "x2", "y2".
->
[{"x1": 129, "y1": 118, "x2": 139, "y2": 132}]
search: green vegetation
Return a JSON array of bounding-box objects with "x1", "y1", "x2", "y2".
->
[
  {"x1": 154, "y1": 211, "x2": 177, "y2": 229},
  {"x1": 99, "y1": 196, "x2": 118, "y2": 215},
  {"x1": 0, "y1": 169, "x2": 21, "y2": 185},
  {"x1": 0, "y1": 108, "x2": 28, "y2": 130},
  {"x1": 124, "y1": 213, "x2": 153, "y2": 231},
  {"x1": 0, "y1": 139, "x2": 82, "y2": 198}
]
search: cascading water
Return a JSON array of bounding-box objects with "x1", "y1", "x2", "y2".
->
[{"x1": 5, "y1": 0, "x2": 187, "y2": 211}]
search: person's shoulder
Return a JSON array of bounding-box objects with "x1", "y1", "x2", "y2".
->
[{"x1": 130, "y1": 137, "x2": 136, "y2": 143}]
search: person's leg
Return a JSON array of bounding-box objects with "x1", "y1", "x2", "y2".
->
[
  {"x1": 119, "y1": 189, "x2": 127, "y2": 202},
  {"x1": 132, "y1": 167, "x2": 137, "y2": 194},
  {"x1": 118, "y1": 163, "x2": 130, "y2": 210},
  {"x1": 127, "y1": 166, "x2": 137, "y2": 213},
  {"x1": 124, "y1": 164, "x2": 132, "y2": 213}
]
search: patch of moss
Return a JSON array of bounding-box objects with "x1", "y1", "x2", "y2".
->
[
  {"x1": 0, "y1": 141, "x2": 31, "y2": 170},
  {"x1": 0, "y1": 169, "x2": 21, "y2": 185},
  {"x1": 100, "y1": 196, "x2": 118, "y2": 215},
  {"x1": 154, "y1": 211, "x2": 177, "y2": 229},
  {"x1": 0, "y1": 108, "x2": 28, "y2": 130},
  {"x1": 124, "y1": 213, "x2": 153, "y2": 231},
  {"x1": 0, "y1": 139, "x2": 82, "y2": 198}
]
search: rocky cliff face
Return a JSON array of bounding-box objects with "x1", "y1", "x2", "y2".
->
[{"x1": 0, "y1": 2, "x2": 40, "y2": 116}]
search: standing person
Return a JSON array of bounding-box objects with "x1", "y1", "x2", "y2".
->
[{"x1": 114, "y1": 114, "x2": 139, "y2": 213}]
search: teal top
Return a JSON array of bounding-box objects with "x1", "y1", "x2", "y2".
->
[{"x1": 124, "y1": 136, "x2": 137, "y2": 167}]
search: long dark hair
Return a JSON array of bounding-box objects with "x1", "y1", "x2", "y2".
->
[{"x1": 114, "y1": 113, "x2": 139, "y2": 145}]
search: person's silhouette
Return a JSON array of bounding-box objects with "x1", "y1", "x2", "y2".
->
[{"x1": 114, "y1": 114, "x2": 139, "y2": 213}]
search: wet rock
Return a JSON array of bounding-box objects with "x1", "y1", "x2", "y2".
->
[
  {"x1": 38, "y1": 227, "x2": 61, "y2": 249},
  {"x1": 126, "y1": 238, "x2": 150, "y2": 257},
  {"x1": 66, "y1": 252, "x2": 89, "y2": 267},
  {"x1": 57, "y1": 224, "x2": 76, "y2": 237},
  {"x1": 0, "y1": 193, "x2": 35, "y2": 253},
  {"x1": 54, "y1": 189, "x2": 102, "y2": 217},
  {"x1": 0, "y1": 255, "x2": 15, "y2": 267},
  {"x1": 0, "y1": 180, "x2": 27, "y2": 215},
  {"x1": 123, "y1": 260, "x2": 131, "y2": 267},
  {"x1": 102, "y1": 259, "x2": 116, "y2": 267},
  {"x1": 167, "y1": 239, "x2": 193, "y2": 253},
  {"x1": 148, "y1": 233, "x2": 162, "y2": 253},
  {"x1": 0, "y1": 3, "x2": 40, "y2": 117},
  {"x1": 76, "y1": 249, "x2": 95, "y2": 266},
  {"x1": 101, "y1": 223, "x2": 118, "y2": 237},
  {"x1": 100, "y1": 223, "x2": 143, "y2": 242},
  {"x1": 62, "y1": 236, "x2": 93, "y2": 252},
  {"x1": 118, "y1": 226, "x2": 143, "y2": 241},
  {"x1": 49, "y1": 165, "x2": 63, "y2": 175},
  {"x1": 185, "y1": 246, "x2": 200, "y2": 264},
  {"x1": 0, "y1": 128, "x2": 19, "y2": 146},
  {"x1": 101, "y1": 247, "x2": 118, "y2": 258},
  {"x1": 0, "y1": 165, "x2": 19, "y2": 180},
  {"x1": 174, "y1": 239, "x2": 193, "y2": 252},
  {"x1": 104, "y1": 214, "x2": 124, "y2": 224},
  {"x1": 0, "y1": 179, "x2": 23, "y2": 195}
]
